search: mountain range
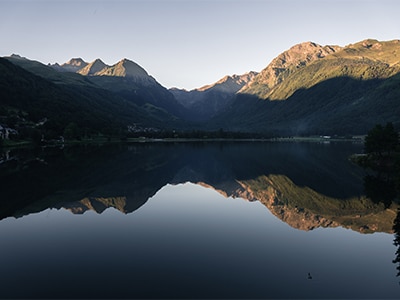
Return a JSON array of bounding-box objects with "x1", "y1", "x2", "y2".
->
[{"x1": 1, "y1": 38, "x2": 400, "y2": 139}]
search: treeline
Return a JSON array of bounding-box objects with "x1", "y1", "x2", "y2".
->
[
  {"x1": 352, "y1": 122, "x2": 400, "y2": 205},
  {"x1": 125, "y1": 129, "x2": 274, "y2": 140},
  {"x1": 357, "y1": 122, "x2": 400, "y2": 171}
]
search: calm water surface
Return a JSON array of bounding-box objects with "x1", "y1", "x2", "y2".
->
[{"x1": 0, "y1": 142, "x2": 399, "y2": 299}]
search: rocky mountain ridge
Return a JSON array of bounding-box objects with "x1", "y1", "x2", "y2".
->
[
  {"x1": 239, "y1": 39, "x2": 400, "y2": 100},
  {"x1": 51, "y1": 58, "x2": 88, "y2": 73},
  {"x1": 196, "y1": 71, "x2": 258, "y2": 93},
  {"x1": 50, "y1": 57, "x2": 157, "y2": 85},
  {"x1": 76, "y1": 58, "x2": 107, "y2": 76}
]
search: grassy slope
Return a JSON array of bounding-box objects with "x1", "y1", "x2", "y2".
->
[
  {"x1": 242, "y1": 39, "x2": 400, "y2": 100},
  {"x1": 211, "y1": 40, "x2": 400, "y2": 135},
  {"x1": 268, "y1": 39, "x2": 400, "y2": 101}
]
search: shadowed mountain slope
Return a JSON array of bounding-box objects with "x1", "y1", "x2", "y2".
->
[
  {"x1": 58, "y1": 57, "x2": 193, "y2": 121},
  {"x1": 0, "y1": 57, "x2": 176, "y2": 137},
  {"x1": 170, "y1": 72, "x2": 257, "y2": 121},
  {"x1": 4, "y1": 56, "x2": 191, "y2": 127}
]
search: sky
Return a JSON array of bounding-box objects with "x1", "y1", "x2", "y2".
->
[{"x1": 1, "y1": 0, "x2": 399, "y2": 90}]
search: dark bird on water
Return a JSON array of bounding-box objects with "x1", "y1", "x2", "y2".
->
[{"x1": 308, "y1": 272, "x2": 312, "y2": 280}]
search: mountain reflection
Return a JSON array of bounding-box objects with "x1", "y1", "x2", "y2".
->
[{"x1": 1, "y1": 142, "x2": 398, "y2": 233}]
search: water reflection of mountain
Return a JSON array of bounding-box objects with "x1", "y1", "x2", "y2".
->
[
  {"x1": 240, "y1": 174, "x2": 398, "y2": 233},
  {"x1": 1, "y1": 142, "x2": 398, "y2": 233}
]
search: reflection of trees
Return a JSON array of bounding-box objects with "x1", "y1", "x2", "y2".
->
[
  {"x1": 364, "y1": 174, "x2": 397, "y2": 208},
  {"x1": 362, "y1": 121, "x2": 399, "y2": 205},
  {"x1": 393, "y1": 209, "x2": 400, "y2": 278},
  {"x1": 361, "y1": 135, "x2": 400, "y2": 280},
  {"x1": 389, "y1": 169, "x2": 400, "y2": 280},
  {"x1": 363, "y1": 163, "x2": 400, "y2": 281}
]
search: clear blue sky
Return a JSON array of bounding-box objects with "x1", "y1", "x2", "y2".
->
[{"x1": 1, "y1": 0, "x2": 399, "y2": 90}]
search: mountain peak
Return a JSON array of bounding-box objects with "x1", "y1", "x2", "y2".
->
[
  {"x1": 77, "y1": 58, "x2": 107, "y2": 76},
  {"x1": 99, "y1": 58, "x2": 149, "y2": 78},
  {"x1": 239, "y1": 41, "x2": 342, "y2": 98},
  {"x1": 93, "y1": 58, "x2": 105, "y2": 64},
  {"x1": 88, "y1": 58, "x2": 154, "y2": 86},
  {"x1": 59, "y1": 58, "x2": 88, "y2": 72},
  {"x1": 273, "y1": 41, "x2": 341, "y2": 67},
  {"x1": 64, "y1": 58, "x2": 87, "y2": 67},
  {"x1": 9, "y1": 54, "x2": 27, "y2": 60}
]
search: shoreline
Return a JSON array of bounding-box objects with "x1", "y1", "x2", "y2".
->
[{"x1": 1, "y1": 135, "x2": 364, "y2": 150}]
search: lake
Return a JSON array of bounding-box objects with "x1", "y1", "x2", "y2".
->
[{"x1": 0, "y1": 141, "x2": 399, "y2": 299}]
